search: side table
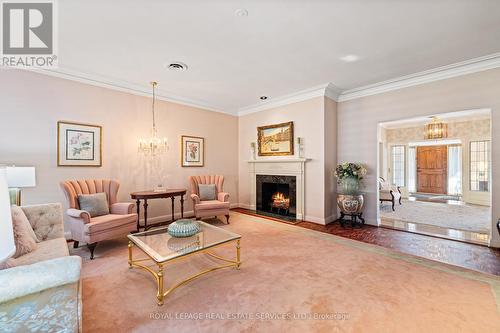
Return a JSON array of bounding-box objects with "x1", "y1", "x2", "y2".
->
[{"x1": 130, "y1": 189, "x2": 187, "y2": 231}]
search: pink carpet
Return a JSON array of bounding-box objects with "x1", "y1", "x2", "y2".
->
[{"x1": 72, "y1": 212, "x2": 500, "y2": 332}]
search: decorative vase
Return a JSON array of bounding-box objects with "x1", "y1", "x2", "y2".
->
[
  {"x1": 337, "y1": 194, "x2": 364, "y2": 215},
  {"x1": 341, "y1": 176, "x2": 360, "y2": 195},
  {"x1": 167, "y1": 219, "x2": 200, "y2": 238}
]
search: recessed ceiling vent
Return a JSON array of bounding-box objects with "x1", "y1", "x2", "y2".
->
[{"x1": 166, "y1": 62, "x2": 188, "y2": 71}]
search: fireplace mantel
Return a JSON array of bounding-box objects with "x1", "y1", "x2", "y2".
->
[{"x1": 248, "y1": 158, "x2": 310, "y2": 220}]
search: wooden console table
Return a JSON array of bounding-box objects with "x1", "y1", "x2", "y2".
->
[{"x1": 130, "y1": 189, "x2": 187, "y2": 231}]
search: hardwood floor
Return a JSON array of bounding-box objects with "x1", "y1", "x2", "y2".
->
[{"x1": 233, "y1": 208, "x2": 500, "y2": 276}]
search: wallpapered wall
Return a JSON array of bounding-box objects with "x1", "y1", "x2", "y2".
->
[
  {"x1": 383, "y1": 118, "x2": 491, "y2": 205},
  {"x1": 385, "y1": 118, "x2": 491, "y2": 143}
]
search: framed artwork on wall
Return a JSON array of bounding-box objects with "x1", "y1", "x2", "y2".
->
[
  {"x1": 181, "y1": 135, "x2": 205, "y2": 167},
  {"x1": 57, "y1": 121, "x2": 102, "y2": 167},
  {"x1": 257, "y1": 121, "x2": 294, "y2": 156}
]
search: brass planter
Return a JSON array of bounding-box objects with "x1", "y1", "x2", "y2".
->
[{"x1": 337, "y1": 194, "x2": 364, "y2": 215}]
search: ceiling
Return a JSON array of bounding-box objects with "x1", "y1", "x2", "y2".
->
[{"x1": 56, "y1": 0, "x2": 500, "y2": 114}]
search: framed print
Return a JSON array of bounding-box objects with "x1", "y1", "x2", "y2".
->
[
  {"x1": 181, "y1": 135, "x2": 205, "y2": 167},
  {"x1": 57, "y1": 121, "x2": 102, "y2": 167},
  {"x1": 257, "y1": 121, "x2": 294, "y2": 156}
]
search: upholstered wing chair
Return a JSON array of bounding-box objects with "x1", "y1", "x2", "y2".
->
[
  {"x1": 379, "y1": 177, "x2": 402, "y2": 211},
  {"x1": 60, "y1": 179, "x2": 137, "y2": 259},
  {"x1": 189, "y1": 175, "x2": 230, "y2": 224}
]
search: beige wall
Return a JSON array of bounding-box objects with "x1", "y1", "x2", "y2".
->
[
  {"x1": 338, "y1": 68, "x2": 500, "y2": 247},
  {"x1": 238, "y1": 96, "x2": 335, "y2": 223},
  {"x1": 0, "y1": 70, "x2": 239, "y2": 230}
]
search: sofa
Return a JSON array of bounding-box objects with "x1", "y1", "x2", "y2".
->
[{"x1": 0, "y1": 203, "x2": 82, "y2": 333}]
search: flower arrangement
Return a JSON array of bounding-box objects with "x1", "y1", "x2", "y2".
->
[{"x1": 334, "y1": 162, "x2": 367, "y2": 182}]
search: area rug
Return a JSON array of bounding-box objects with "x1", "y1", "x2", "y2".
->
[
  {"x1": 380, "y1": 199, "x2": 491, "y2": 233},
  {"x1": 73, "y1": 212, "x2": 500, "y2": 333}
]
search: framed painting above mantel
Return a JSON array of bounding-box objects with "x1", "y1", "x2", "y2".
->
[
  {"x1": 257, "y1": 121, "x2": 294, "y2": 156},
  {"x1": 57, "y1": 121, "x2": 102, "y2": 167}
]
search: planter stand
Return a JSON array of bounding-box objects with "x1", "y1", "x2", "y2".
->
[{"x1": 337, "y1": 212, "x2": 365, "y2": 228}]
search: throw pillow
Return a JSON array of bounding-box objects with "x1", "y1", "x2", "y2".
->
[
  {"x1": 198, "y1": 184, "x2": 216, "y2": 201},
  {"x1": 78, "y1": 193, "x2": 110, "y2": 217},
  {"x1": 10, "y1": 205, "x2": 38, "y2": 258}
]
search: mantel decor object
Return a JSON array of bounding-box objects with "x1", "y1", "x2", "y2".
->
[
  {"x1": 167, "y1": 219, "x2": 200, "y2": 238},
  {"x1": 334, "y1": 162, "x2": 367, "y2": 227}
]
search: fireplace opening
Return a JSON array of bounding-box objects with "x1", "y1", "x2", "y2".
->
[{"x1": 256, "y1": 175, "x2": 296, "y2": 220}]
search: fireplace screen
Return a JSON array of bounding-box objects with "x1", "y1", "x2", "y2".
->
[{"x1": 256, "y1": 175, "x2": 296, "y2": 218}]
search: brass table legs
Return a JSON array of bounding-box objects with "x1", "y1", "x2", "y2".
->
[{"x1": 128, "y1": 239, "x2": 242, "y2": 306}]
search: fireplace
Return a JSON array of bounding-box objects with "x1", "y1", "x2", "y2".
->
[{"x1": 256, "y1": 175, "x2": 296, "y2": 219}]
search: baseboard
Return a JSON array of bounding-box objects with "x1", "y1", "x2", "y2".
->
[
  {"x1": 238, "y1": 203, "x2": 252, "y2": 210},
  {"x1": 304, "y1": 215, "x2": 330, "y2": 225}
]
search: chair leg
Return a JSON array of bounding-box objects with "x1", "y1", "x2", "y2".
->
[
  {"x1": 225, "y1": 215, "x2": 230, "y2": 224},
  {"x1": 87, "y1": 243, "x2": 98, "y2": 260},
  {"x1": 73, "y1": 241, "x2": 79, "y2": 248},
  {"x1": 392, "y1": 200, "x2": 395, "y2": 211},
  {"x1": 399, "y1": 197, "x2": 402, "y2": 205}
]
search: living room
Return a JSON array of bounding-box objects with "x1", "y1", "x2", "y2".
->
[{"x1": 1, "y1": 1, "x2": 500, "y2": 332}]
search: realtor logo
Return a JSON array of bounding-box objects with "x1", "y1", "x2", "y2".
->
[{"x1": 1, "y1": 0, "x2": 57, "y2": 67}]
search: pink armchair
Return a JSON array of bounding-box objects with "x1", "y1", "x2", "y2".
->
[
  {"x1": 189, "y1": 175, "x2": 230, "y2": 224},
  {"x1": 60, "y1": 179, "x2": 137, "y2": 259}
]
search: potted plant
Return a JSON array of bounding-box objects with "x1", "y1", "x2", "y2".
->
[{"x1": 334, "y1": 162, "x2": 367, "y2": 224}]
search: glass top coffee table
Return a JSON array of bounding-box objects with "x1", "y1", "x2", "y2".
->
[{"x1": 127, "y1": 221, "x2": 241, "y2": 305}]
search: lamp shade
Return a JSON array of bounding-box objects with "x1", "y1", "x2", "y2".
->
[
  {"x1": 0, "y1": 167, "x2": 15, "y2": 263},
  {"x1": 6, "y1": 166, "x2": 36, "y2": 188}
]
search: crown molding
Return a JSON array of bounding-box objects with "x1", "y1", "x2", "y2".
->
[
  {"x1": 338, "y1": 52, "x2": 500, "y2": 102},
  {"x1": 26, "y1": 67, "x2": 232, "y2": 115},
  {"x1": 238, "y1": 83, "x2": 340, "y2": 116}
]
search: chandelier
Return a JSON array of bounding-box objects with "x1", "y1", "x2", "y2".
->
[
  {"x1": 424, "y1": 116, "x2": 448, "y2": 139},
  {"x1": 138, "y1": 81, "x2": 168, "y2": 156}
]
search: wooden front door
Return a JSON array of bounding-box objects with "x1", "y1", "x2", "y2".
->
[{"x1": 417, "y1": 145, "x2": 447, "y2": 194}]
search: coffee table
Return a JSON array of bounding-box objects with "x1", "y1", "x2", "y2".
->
[{"x1": 127, "y1": 221, "x2": 241, "y2": 305}]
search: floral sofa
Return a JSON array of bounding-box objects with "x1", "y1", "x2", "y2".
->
[{"x1": 0, "y1": 203, "x2": 82, "y2": 333}]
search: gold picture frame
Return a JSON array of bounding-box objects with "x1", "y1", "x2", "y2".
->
[
  {"x1": 257, "y1": 121, "x2": 294, "y2": 156},
  {"x1": 181, "y1": 135, "x2": 205, "y2": 167},
  {"x1": 57, "y1": 121, "x2": 102, "y2": 167}
]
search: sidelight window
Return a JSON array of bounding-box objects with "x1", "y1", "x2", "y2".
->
[
  {"x1": 391, "y1": 145, "x2": 405, "y2": 187},
  {"x1": 470, "y1": 140, "x2": 490, "y2": 192}
]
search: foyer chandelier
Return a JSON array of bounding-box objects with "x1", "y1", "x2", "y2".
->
[
  {"x1": 424, "y1": 116, "x2": 448, "y2": 140},
  {"x1": 138, "y1": 81, "x2": 168, "y2": 156}
]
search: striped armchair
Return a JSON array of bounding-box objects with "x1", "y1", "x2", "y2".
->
[{"x1": 189, "y1": 175, "x2": 230, "y2": 224}]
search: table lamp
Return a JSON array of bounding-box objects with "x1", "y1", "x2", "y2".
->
[
  {"x1": 0, "y1": 166, "x2": 15, "y2": 264},
  {"x1": 6, "y1": 166, "x2": 36, "y2": 206}
]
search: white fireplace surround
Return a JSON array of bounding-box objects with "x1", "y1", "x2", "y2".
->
[{"x1": 248, "y1": 158, "x2": 309, "y2": 221}]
